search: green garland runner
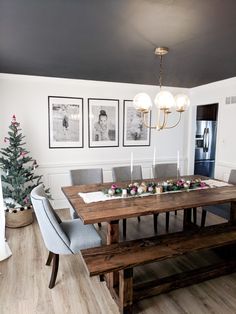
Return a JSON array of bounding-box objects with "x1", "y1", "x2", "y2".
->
[{"x1": 104, "y1": 178, "x2": 208, "y2": 197}]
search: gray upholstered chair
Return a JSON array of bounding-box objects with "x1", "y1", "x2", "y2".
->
[
  {"x1": 152, "y1": 163, "x2": 185, "y2": 231},
  {"x1": 70, "y1": 168, "x2": 103, "y2": 186},
  {"x1": 112, "y1": 165, "x2": 143, "y2": 182},
  {"x1": 201, "y1": 169, "x2": 236, "y2": 226},
  {"x1": 69, "y1": 168, "x2": 103, "y2": 228},
  {"x1": 31, "y1": 184, "x2": 102, "y2": 289},
  {"x1": 152, "y1": 163, "x2": 180, "y2": 179},
  {"x1": 112, "y1": 165, "x2": 143, "y2": 237}
]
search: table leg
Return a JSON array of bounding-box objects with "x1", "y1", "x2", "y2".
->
[
  {"x1": 183, "y1": 208, "x2": 192, "y2": 229},
  {"x1": 230, "y1": 201, "x2": 236, "y2": 224},
  {"x1": 106, "y1": 220, "x2": 119, "y2": 289}
]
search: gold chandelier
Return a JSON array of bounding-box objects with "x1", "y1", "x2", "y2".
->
[{"x1": 133, "y1": 47, "x2": 190, "y2": 131}]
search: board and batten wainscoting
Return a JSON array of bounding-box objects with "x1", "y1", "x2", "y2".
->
[{"x1": 37, "y1": 157, "x2": 187, "y2": 209}]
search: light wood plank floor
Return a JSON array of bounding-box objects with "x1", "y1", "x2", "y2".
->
[{"x1": 1, "y1": 208, "x2": 236, "y2": 314}]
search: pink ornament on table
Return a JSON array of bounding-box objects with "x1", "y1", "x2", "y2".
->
[
  {"x1": 200, "y1": 182, "x2": 207, "y2": 188},
  {"x1": 130, "y1": 188, "x2": 136, "y2": 196},
  {"x1": 148, "y1": 186, "x2": 153, "y2": 193}
]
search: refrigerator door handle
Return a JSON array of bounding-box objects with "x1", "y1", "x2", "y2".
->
[
  {"x1": 203, "y1": 128, "x2": 207, "y2": 152},
  {"x1": 205, "y1": 128, "x2": 209, "y2": 152}
]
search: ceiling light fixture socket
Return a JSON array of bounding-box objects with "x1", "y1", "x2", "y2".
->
[{"x1": 155, "y1": 47, "x2": 169, "y2": 56}]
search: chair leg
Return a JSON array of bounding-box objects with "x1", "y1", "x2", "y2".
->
[
  {"x1": 193, "y1": 207, "x2": 197, "y2": 225},
  {"x1": 201, "y1": 209, "x2": 207, "y2": 228},
  {"x1": 137, "y1": 216, "x2": 141, "y2": 222},
  {"x1": 98, "y1": 222, "x2": 102, "y2": 228},
  {"x1": 99, "y1": 274, "x2": 105, "y2": 282},
  {"x1": 166, "y1": 212, "x2": 170, "y2": 232},
  {"x1": 175, "y1": 210, "x2": 177, "y2": 215},
  {"x1": 153, "y1": 213, "x2": 159, "y2": 233},
  {"x1": 46, "y1": 251, "x2": 54, "y2": 266},
  {"x1": 123, "y1": 219, "x2": 127, "y2": 237},
  {"x1": 49, "y1": 254, "x2": 59, "y2": 289}
]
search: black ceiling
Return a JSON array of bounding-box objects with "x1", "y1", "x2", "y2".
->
[{"x1": 1, "y1": 0, "x2": 236, "y2": 88}]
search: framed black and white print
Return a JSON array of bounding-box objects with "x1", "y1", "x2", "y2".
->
[
  {"x1": 123, "y1": 100, "x2": 151, "y2": 147},
  {"x1": 48, "y1": 96, "x2": 83, "y2": 148},
  {"x1": 88, "y1": 98, "x2": 119, "y2": 148}
]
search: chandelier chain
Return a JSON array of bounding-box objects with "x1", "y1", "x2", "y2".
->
[{"x1": 159, "y1": 55, "x2": 163, "y2": 89}]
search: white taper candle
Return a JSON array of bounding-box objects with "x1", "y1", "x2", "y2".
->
[
  {"x1": 131, "y1": 152, "x2": 133, "y2": 174},
  {"x1": 153, "y1": 146, "x2": 156, "y2": 166},
  {"x1": 177, "y1": 150, "x2": 180, "y2": 170}
]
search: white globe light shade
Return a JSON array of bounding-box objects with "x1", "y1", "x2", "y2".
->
[
  {"x1": 133, "y1": 93, "x2": 152, "y2": 111},
  {"x1": 154, "y1": 90, "x2": 175, "y2": 110},
  {"x1": 175, "y1": 94, "x2": 190, "y2": 112}
]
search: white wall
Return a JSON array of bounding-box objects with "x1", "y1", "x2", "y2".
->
[
  {"x1": 0, "y1": 74, "x2": 189, "y2": 208},
  {"x1": 189, "y1": 77, "x2": 236, "y2": 181}
]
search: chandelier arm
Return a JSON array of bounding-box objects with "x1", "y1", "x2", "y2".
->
[
  {"x1": 156, "y1": 107, "x2": 161, "y2": 130},
  {"x1": 141, "y1": 111, "x2": 156, "y2": 129},
  {"x1": 165, "y1": 112, "x2": 182, "y2": 129},
  {"x1": 157, "y1": 109, "x2": 167, "y2": 130},
  {"x1": 163, "y1": 111, "x2": 169, "y2": 129}
]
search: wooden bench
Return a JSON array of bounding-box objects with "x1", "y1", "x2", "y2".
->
[{"x1": 81, "y1": 223, "x2": 236, "y2": 314}]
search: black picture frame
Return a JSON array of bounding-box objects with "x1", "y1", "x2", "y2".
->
[
  {"x1": 123, "y1": 100, "x2": 151, "y2": 147},
  {"x1": 88, "y1": 98, "x2": 119, "y2": 148},
  {"x1": 48, "y1": 96, "x2": 84, "y2": 149}
]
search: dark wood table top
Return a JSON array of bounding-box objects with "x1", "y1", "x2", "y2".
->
[{"x1": 62, "y1": 177, "x2": 236, "y2": 224}]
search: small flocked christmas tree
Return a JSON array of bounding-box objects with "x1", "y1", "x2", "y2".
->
[{"x1": 0, "y1": 115, "x2": 47, "y2": 208}]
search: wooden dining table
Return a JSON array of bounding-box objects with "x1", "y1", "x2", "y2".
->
[
  {"x1": 62, "y1": 176, "x2": 236, "y2": 239},
  {"x1": 62, "y1": 176, "x2": 236, "y2": 303}
]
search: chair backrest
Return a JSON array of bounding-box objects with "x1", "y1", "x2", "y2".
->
[
  {"x1": 152, "y1": 163, "x2": 180, "y2": 179},
  {"x1": 112, "y1": 165, "x2": 143, "y2": 182},
  {"x1": 70, "y1": 168, "x2": 103, "y2": 185},
  {"x1": 229, "y1": 170, "x2": 236, "y2": 184},
  {"x1": 30, "y1": 185, "x2": 72, "y2": 255}
]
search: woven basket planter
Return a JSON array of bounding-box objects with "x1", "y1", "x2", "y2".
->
[{"x1": 5, "y1": 206, "x2": 34, "y2": 228}]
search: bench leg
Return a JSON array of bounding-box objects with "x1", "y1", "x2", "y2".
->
[
  {"x1": 107, "y1": 220, "x2": 120, "y2": 289},
  {"x1": 119, "y1": 268, "x2": 133, "y2": 314}
]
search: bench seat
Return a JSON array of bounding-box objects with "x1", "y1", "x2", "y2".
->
[
  {"x1": 81, "y1": 223, "x2": 236, "y2": 276},
  {"x1": 81, "y1": 223, "x2": 236, "y2": 314}
]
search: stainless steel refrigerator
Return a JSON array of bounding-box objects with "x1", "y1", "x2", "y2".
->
[{"x1": 194, "y1": 120, "x2": 217, "y2": 178}]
